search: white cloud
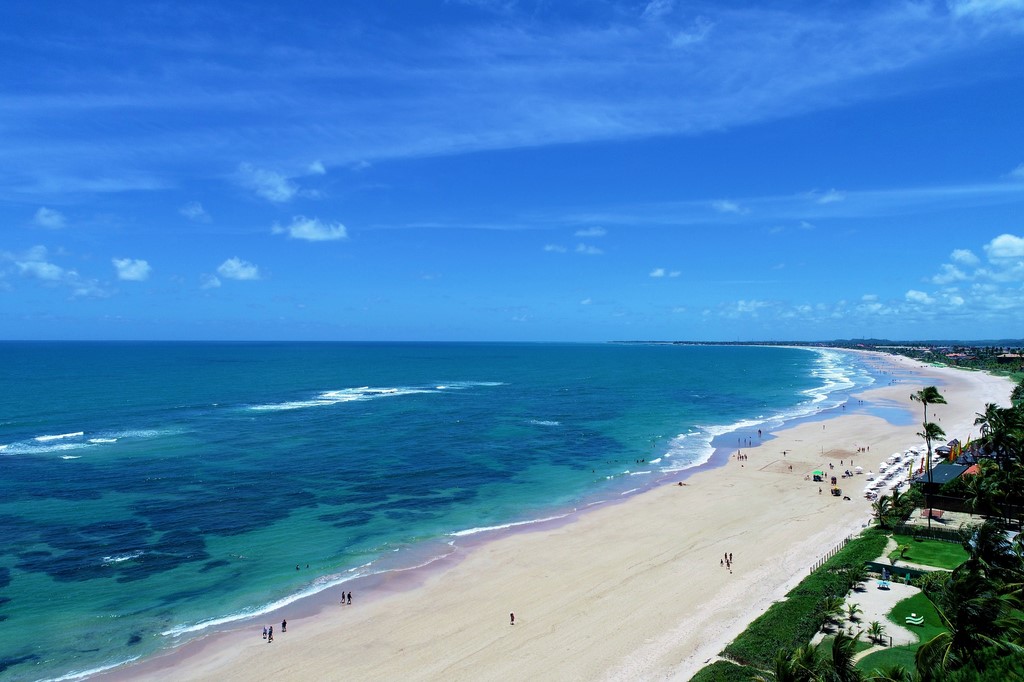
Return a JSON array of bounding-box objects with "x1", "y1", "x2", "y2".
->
[
  {"x1": 861, "y1": 294, "x2": 878, "y2": 301},
  {"x1": 574, "y1": 227, "x2": 607, "y2": 237},
  {"x1": 543, "y1": 244, "x2": 567, "y2": 253},
  {"x1": 272, "y1": 216, "x2": 348, "y2": 242},
  {"x1": 237, "y1": 163, "x2": 298, "y2": 203},
  {"x1": 580, "y1": 297, "x2": 592, "y2": 305},
  {"x1": 33, "y1": 207, "x2": 66, "y2": 229},
  {"x1": 200, "y1": 274, "x2": 222, "y2": 289},
  {"x1": 17, "y1": 259, "x2": 65, "y2": 281},
  {"x1": 669, "y1": 270, "x2": 681, "y2": 277},
  {"x1": 180, "y1": 201, "x2": 210, "y2": 222},
  {"x1": 905, "y1": 289, "x2": 935, "y2": 304},
  {"x1": 8, "y1": 246, "x2": 110, "y2": 297},
  {"x1": 308, "y1": 160, "x2": 326, "y2": 175},
  {"x1": 650, "y1": 268, "x2": 666, "y2": 278},
  {"x1": 217, "y1": 257, "x2": 261, "y2": 281},
  {"x1": 112, "y1": 258, "x2": 151, "y2": 281},
  {"x1": 984, "y1": 233, "x2": 1024, "y2": 260},
  {"x1": 1008, "y1": 163, "x2": 1024, "y2": 179},
  {"x1": 576, "y1": 243, "x2": 603, "y2": 255},
  {"x1": 712, "y1": 200, "x2": 746, "y2": 214},
  {"x1": 950, "y1": 248, "x2": 980, "y2": 266},
  {"x1": 931, "y1": 263, "x2": 968, "y2": 285}
]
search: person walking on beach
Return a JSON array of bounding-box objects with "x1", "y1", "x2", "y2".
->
[
  {"x1": 263, "y1": 626, "x2": 267, "y2": 639},
  {"x1": 347, "y1": 591, "x2": 352, "y2": 604},
  {"x1": 267, "y1": 625, "x2": 273, "y2": 643},
  {"x1": 510, "y1": 612, "x2": 515, "y2": 625},
  {"x1": 281, "y1": 619, "x2": 287, "y2": 633}
]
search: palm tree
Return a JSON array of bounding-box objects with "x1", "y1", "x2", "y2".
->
[
  {"x1": 829, "y1": 630, "x2": 864, "y2": 682},
  {"x1": 865, "y1": 664, "x2": 916, "y2": 681},
  {"x1": 872, "y1": 495, "x2": 893, "y2": 528},
  {"x1": 916, "y1": 416, "x2": 947, "y2": 531},
  {"x1": 916, "y1": 565, "x2": 1019, "y2": 677},
  {"x1": 962, "y1": 519, "x2": 1016, "y2": 580},
  {"x1": 846, "y1": 602, "x2": 863, "y2": 623},
  {"x1": 822, "y1": 594, "x2": 846, "y2": 628},
  {"x1": 845, "y1": 563, "x2": 870, "y2": 592},
  {"x1": 866, "y1": 620, "x2": 886, "y2": 644}
]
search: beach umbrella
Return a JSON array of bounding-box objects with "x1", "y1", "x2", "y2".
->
[
  {"x1": 887, "y1": 454, "x2": 899, "y2": 463},
  {"x1": 855, "y1": 466, "x2": 863, "y2": 472}
]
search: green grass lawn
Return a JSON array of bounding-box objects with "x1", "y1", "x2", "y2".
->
[
  {"x1": 888, "y1": 534, "x2": 969, "y2": 570},
  {"x1": 858, "y1": 644, "x2": 918, "y2": 673},
  {"x1": 856, "y1": 590, "x2": 947, "y2": 673},
  {"x1": 888, "y1": 592, "x2": 946, "y2": 643}
]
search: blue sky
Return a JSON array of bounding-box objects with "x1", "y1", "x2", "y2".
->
[{"x1": 2, "y1": 0, "x2": 1024, "y2": 342}]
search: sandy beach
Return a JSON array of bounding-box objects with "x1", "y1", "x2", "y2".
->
[{"x1": 100, "y1": 350, "x2": 1014, "y2": 681}]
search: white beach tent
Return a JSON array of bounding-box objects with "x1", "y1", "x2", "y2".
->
[{"x1": 855, "y1": 466, "x2": 863, "y2": 473}]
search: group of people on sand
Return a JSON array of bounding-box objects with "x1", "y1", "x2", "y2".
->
[
  {"x1": 262, "y1": 619, "x2": 286, "y2": 643},
  {"x1": 720, "y1": 552, "x2": 734, "y2": 573}
]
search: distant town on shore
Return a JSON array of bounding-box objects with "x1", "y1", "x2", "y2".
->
[{"x1": 610, "y1": 340, "x2": 1024, "y2": 377}]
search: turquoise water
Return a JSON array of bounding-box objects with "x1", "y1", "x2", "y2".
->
[{"x1": 0, "y1": 342, "x2": 875, "y2": 680}]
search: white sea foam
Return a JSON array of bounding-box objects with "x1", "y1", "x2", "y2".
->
[
  {"x1": 529, "y1": 419, "x2": 560, "y2": 426},
  {"x1": 161, "y1": 551, "x2": 454, "y2": 639},
  {"x1": 61, "y1": 455, "x2": 82, "y2": 460},
  {"x1": 448, "y1": 512, "x2": 572, "y2": 538},
  {"x1": 250, "y1": 382, "x2": 503, "y2": 412},
  {"x1": 88, "y1": 437, "x2": 118, "y2": 444},
  {"x1": 102, "y1": 551, "x2": 145, "y2": 565},
  {"x1": 35, "y1": 431, "x2": 84, "y2": 442},
  {"x1": 47, "y1": 656, "x2": 141, "y2": 681}
]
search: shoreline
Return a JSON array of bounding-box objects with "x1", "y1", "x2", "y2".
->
[{"x1": 95, "y1": 349, "x2": 1014, "y2": 681}]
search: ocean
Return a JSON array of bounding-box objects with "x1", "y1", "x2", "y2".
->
[{"x1": 0, "y1": 342, "x2": 878, "y2": 680}]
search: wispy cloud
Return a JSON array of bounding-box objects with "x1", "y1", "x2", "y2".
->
[
  {"x1": 815, "y1": 189, "x2": 845, "y2": 205},
  {"x1": 112, "y1": 258, "x2": 151, "y2": 281},
  {"x1": 33, "y1": 207, "x2": 66, "y2": 229},
  {"x1": 272, "y1": 216, "x2": 348, "y2": 241},
  {"x1": 217, "y1": 257, "x2": 261, "y2": 281},
  {"x1": 576, "y1": 243, "x2": 603, "y2": 255},
  {"x1": 574, "y1": 227, "x2": 607, "y2": 237},
  {"x1": 3, "y1": 245, "x2": 110, "y2": 297},
  {"x1": 543, "y1": 244, "x2": 567, "y2": 253},
  {"x1": 5, "y1": 2, "x2": 1022, "y2": 197},
  {"x1": 672, "y1": 16, "x2": 714, "y2": 48},
  {"x1": 180, "y1": 201, "x2": 210, "y2": 222},
  {"x1": 712, "y1": 200, "x2": 747, "y2": 214},
  {"x1": 236, "y1": 163, "x2": 299, "y2": 203}
]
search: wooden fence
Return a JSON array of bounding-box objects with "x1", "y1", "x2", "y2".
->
[{"x1": 809, "y1": 534, "x2": 853, "y2": 573}]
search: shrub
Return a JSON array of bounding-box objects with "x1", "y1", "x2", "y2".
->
[
  {"x1": 722, "y1": 530, "x2": 888, "y2": 668},
  {"x1": 689, "y1": 660, "x2": 762, "y2": 682}
]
